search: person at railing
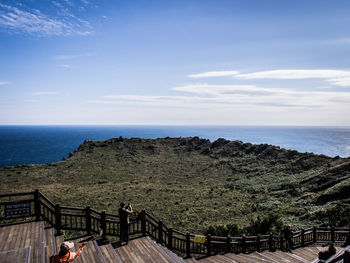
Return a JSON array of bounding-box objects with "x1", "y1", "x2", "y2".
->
[
  {"x1": 50, "y1": 241, "x2": 86, "y2": 263},
  {"x1": 119, "y1": 202, "x2": 133, "y2": 245},
  {"x1": 318, "y1": 242, "x2": 336, "y2": 261},
  {"x1": 283, "y1": 225, "x2": 294, "y2": 253}
]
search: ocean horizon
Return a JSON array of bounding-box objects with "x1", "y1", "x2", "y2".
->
[{"x1": 0, "y1": 125, "x2": 349, "y2": 168}]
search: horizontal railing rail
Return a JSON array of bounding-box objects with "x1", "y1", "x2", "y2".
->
[{"x1": 0, "y1": 189, "x2": 349, "y2": 259}]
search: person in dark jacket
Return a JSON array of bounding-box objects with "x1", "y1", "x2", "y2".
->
[
  {"x1": 283, "y1": 225, "x2": 294, "y2": 253},
  {"x1": 118, "y1": 202, "x2": 133, "y2": 245}
]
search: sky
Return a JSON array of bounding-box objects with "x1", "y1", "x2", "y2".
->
[{"x1": 1, "y1": 0, "x2": 350, "y2": 126}]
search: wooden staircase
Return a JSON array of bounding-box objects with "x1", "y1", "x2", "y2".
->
[
  {"x1": 188, "y1": 246, "x2": 349, "y2": 263},
  {"x1": 0, "y1": 221, "x2": 186, "y2": 262},
  {"x1": 0, "y1": 221, "x2": 348, "y2": 263}
]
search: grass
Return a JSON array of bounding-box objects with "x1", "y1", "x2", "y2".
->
[{"x1": 1, "y1": 137, "x2": 349, "y2": 234}]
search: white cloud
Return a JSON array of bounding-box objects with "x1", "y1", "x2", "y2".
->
[
  {"x1": 0, "y1": 3, "x2": 92, "y2": 36},
  {"x1": 188, "y1": 70, "x2": 240, "y2": 78},
  {"x1": 173, "y1": 84, "x2": 289, "y2": 96},
  {"x1": 32, "y1": 91, "x2": 58, "y2": 95},
  {"x1": 236, "y1": 69, "x2": 350, "y2": 80},
  {"x1": 0, "y1": 81, "x2": 10, "y2": 86},
  {"x1": 59, "y1": 64, "x2": 71, "y2": 68},
  {"x1": 189, "y1": 69, "x2": 350, "y2": 88},
  {"x1": 90, "y1": 83, "x2": 350, "y2": 111},
  {"x1": 235, "y1": 69, "x2": 350, "y2": 88},
  {"x1": 328, "y1": 77, "x2": 350, "y2": 87},
  {"x1": 53, "y1": 53, "x2": 95, "y2": 60}
]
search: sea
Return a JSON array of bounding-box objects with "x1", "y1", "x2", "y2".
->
[{"x1": 0, "y1": 125, "x2": 349, "y2": 168}]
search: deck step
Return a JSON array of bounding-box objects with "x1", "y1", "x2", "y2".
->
[
  {"x1": 45, "y1": 227, "x2": 56, "y2": 263},
  {"x1": 196, "y1": 246, "x2": 330, "y2": 263},
  {"x1": 185, "y1": 257, "x2": 200, "y2": 262},
  {"x1": 0, "y1": 221, "x2": 45, "y2": 263},
  {"x1": 0, "y1": 247, "x2": 31, "y2": 263},
  {"x1": 115, "y1": 236, "x2": 176, "y2": 262},
  {"x1": 100, "y1": 242, "x2": 123, "y2": 263},
  {"x1": 150, "y1": 238, "x2": 187, "y2": 263}
]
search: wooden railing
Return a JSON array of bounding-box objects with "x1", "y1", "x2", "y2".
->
[{"x1": 0, "y1": 190, "x2": 349, "y2": 259}]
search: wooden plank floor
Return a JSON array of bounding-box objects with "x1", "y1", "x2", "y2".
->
[
  {"x1": 115, "y1": 237, "x2": 182, "y2": 263},
  {"x1": 196, "y1": 246, "x2": 326, "y2": 263},
  {"x1": 185, "y1": 258, "x2": 200, "y2": 263},
  {"x1": 150, "y1": 239, "x2": 187, "y2": 263},
  {"x1": 0, "y1": 247, "x2": 30, "y2": 263},
  {"x1": 100, "y1": 243, "x2": 123, "y2": 263},
  {"x1": 55, "y1": 235, "x2": 64, "y2": 253},
  {"x1": 0, "y1": 221, "x2": 44, "y2": 263},
  {"x1": 45, "y1": 228, "x2": 56, "y2": 263}
]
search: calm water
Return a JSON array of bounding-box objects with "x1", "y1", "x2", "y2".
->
[{"x1": 0, "y1": 125, "x2": 349, "y2": 168}]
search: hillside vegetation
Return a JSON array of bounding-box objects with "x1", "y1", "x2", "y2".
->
[{"x1": 1, "y1": 137, "x2": 349, "y2": 233}]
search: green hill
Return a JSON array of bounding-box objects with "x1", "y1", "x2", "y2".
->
[{"x1": 1, "y1": 137, "x2": 349, "y2": 233}]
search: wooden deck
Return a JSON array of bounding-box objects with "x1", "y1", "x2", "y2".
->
[
  {"x1": 115, "y1": 237, "x2": 186, "y2": 263},
  {"x1": 196, "y1": 246, "x2": 335, "y2": 263},
  {"x1": 0, "y1": 221, "x2": 44, "y2": 263},
  {"x1": 0, "y1": 221, "x2": 348, "y2": 263},
  {"x1": 0, "y1": 247, "x2": 30, "y2": 263},
  {"x1": 0, "y1": 222, "x2": 187, "y2": 262}
]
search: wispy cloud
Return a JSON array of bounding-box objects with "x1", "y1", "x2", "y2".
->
[
  {"x1": 236, "y1": 69, "x2": 350, "y2": 80},
  {"x1": 53, "y1": 53, "x2": 95, "y2": 60},
  {"x1": 0, "y1": 3, "x2": 92, "y2": 36},
  {"x1": 327, "y1": 77, "x2": 350, "y2": 87},
  {"x1": 236, "y1": 69, "x2": 350, "y2": 88},
  {"x1": 173, "y1": 84, "x2": 282, "y2": 96},
  {"x1": 59, "y1": 64, "x2": 72, "y2": 68},
  {"x1": 0, "y1": 81, "x2": 10, "y2": 86},
  {"x1": 189, "y1": 69, "x2": 350, "y2": 88},
  {"x1": 89, "y1": 83, "x2": 350, "y2": 111},
  {"x1": 188, "y1": 70, "x2": 240, "y2": 78},
  {"x1": 32, "y1": 91, "x2": 58, "y2": 95}
]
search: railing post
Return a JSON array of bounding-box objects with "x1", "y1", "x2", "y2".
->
[
  {"x1": 257, "y1": 234, "x2": 261, "y2": 252},
  {"x1": 85, "y1": 206, "x2": 91, "y2": 235},
  {"x1": 301, "y1": 229, "x2": 305, "y2": 247},
  {"x1": 141, "y1": 209, "x2": 146, "y2": 237},
  {"x1": 168, "y1": 228, "x2": 173, "y2": 250},
  {"x1": 344, "y1": 250, "x2": 350, "y2": 263},
  {"x1": 186, "y1": 233, "x2": 191, "y2": 258},
  {"x1": 158, "y1": 220, "x2": 163, "y2": 244},
  {"x1": 269, "y1": 232, "x2": 273, "y2": 251},
  {"x1": 101, "y1": 210, "x2": 106, "y2": 240},
  {"x1": 313, "y1": 226, "x2": 317, "y2": 243},
  {"x1": 226, "y1": 235, "x2": 231, "y2": 253},
  {"x1": 331, "y1": 226, "x2": 335, "y2": 243},
  {"x1": 55, "y1": 204, "x2": 62, "y2": 236},
  {"x1": 280, "y1": 231, "x2": 284, "y2": 250},
  {"x1": 206, "y1": 234, "x2": 211, "y2": 256},
  {"x1": 242, "y1": 235, "x2": 246, "y2": 254},
  {"x1": 34, "y1": 189, "x2": 41, "y2": 221}
]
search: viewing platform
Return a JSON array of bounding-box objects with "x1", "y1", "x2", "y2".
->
[{"x1": 0, "y1": 190, "x2": 349, "y2": 262}]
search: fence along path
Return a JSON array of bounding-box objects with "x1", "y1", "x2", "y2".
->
[{"x1": 1, "y1": 190, "x2": 350, "y2": 262}]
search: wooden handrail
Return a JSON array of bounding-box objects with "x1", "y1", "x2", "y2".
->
[
  {"x1": 0, "y1": 191, "x2": 35, "y2": 198},
  {"x1": 39, "y1": 192, "x2": 55, "y2": 207}
]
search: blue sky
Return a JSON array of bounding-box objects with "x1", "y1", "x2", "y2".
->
[{"x1": 1, "y1": 0, "x2": 350, "y2": 125}]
